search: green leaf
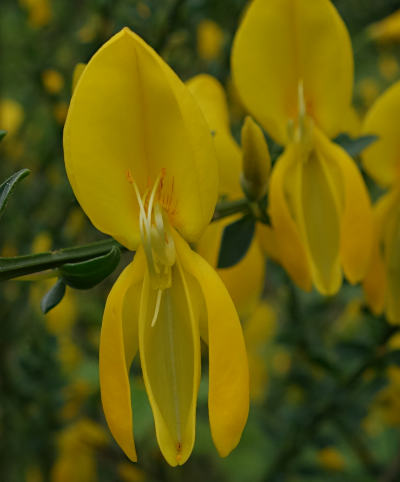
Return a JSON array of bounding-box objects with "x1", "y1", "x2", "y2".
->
[
  {"x1": 40, "y1": 279, "x2": 66, "y2": 314},
  {"x1": 217, "y1": 215, "x2": 255, "y2": 269},
  {"x1": 0, "y1": 168, "x2": 31, "y2": 219},
  {"x1": 335, "y1": 134, "x2": 378, "y2": 157},
  {"x1": 0, "y1": 130, "x2": 7, "y2": 142},
  {"x1": 59, "y1": 246, "x2": 121, "y2": 289}
]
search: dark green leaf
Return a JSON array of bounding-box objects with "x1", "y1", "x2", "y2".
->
[
  {"x1": 335, "y1": 134, "x2": 378, "y2": 157},
  {"x1": 217, "y1": 215, "x2": 255, "y2": 269},
  {"x1": 40, "y1": 279, "x2": 66, "y2": 314},
  {"x1": 59, "y1": 246, "x2": 120, "y2": 289},
  {"x1": 0, "y1": 168, "x2": 31, "y2": 219},
  {"x1": 382, "y1": 349, "x2": 400, "y2": 367},
  {"x1": 0, "y1": 130, "x2": 7, "y2": 141}
]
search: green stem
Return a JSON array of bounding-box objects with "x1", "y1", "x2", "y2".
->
[
  {"x1": 0, "y1": 198, "x2": 253, "y2": 281},
  {"x1": 0, "y1": 239, "x2": 122, "y2": 281}
]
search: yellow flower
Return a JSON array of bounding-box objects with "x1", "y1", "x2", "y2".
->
[
  {"x1": 197, "y1": 20, "x2": 224, "y2": 61},
  {"x1": 379, "y1": 54, "x2": 400, "y2": 82},
  {"x1": 317, "y1": 447, "x2": 345, "y2": 471},
  {"x1": 362, "y1": 81, "x2": 400, "y2": 323},
  {"x1": 0, "y1": 99, "x2": 24, "y2": 136},
  {"x1": 232, "y1": 0, "x2": 373, "y2": 295},
  {"x1": 64, "y1": 28, "x2": 249, "y2": 466},
  {"x1": 42, "y1": 69, "x2": 64, "y2": 94},
  {"x1": 368, "y1": 10, "x2": 400, "y2": 43},
  {"x1": 187, "y1": 74, "x2": 266, "y2": 315},
  {"x1": 19, "y1": 0, "x2": 52, "y2": 29}
]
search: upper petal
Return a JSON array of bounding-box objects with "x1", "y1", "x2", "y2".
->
[
  {"x1": 174, "y1": 232, "x2": 249, "y2": 457},
  {"x1": 362, "y1": 81, "x2": 400, "y2": 187},
  {"x1": 64, "y1": 28, "x2": 218, "y2": 248},
  {"x1": 232, "y1": 0, "x2": 353, "y2": 145},
  {"x1": 99, "y1": 248, "x2": 146, "y2": 462},
  {"x1": 187, "y1": 74, "x2": 242, "y2": 198}
]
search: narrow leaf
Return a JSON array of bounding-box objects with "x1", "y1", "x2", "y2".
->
[
  {"x1": 59, "y1": 246, "x2": 120, "y2": 289},
  {"x1": 217, "y1": 215, "x2": 255, "y2": 269},
  {"x1": 40, "y1": 279, "x2": 66, "y2": 314},
  {"x1": 0, "y1": 168, "x2": 31, "y2": 219},
  {"x1": 335, "y1": 134, "x2": 378, "y2": 157},
  {"x1": 0, "y1": 130, "x2": 7, "y2": 142}
]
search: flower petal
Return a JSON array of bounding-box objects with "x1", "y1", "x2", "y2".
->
[
  {"x1": 174, "y1": 232, "x2": 249, "y2": 457},
  {"x1": 138, "y1": 244, "x2": 200, "y2": 466},
  {"x1": 196, "y1": 216, "x2": 265, "y2": 318},
  {"x1": 187, "y1": 74, "x2": 242, "y2": 198},
  {"x1": 99, "y1": 248, "x2": 146, "y2": 462},
  {"x1": 295, "y1": 146, "x2": 342, "y2": 295},
  {"x1": 64, "y1": 28, "x2": 218, "y2": 248},
  {"x1": 362, "y1": 81, "x2": 400, "y2": 187},
  {"x1": 314, "y1": 128, "x2": 373, "y2": 283},
  {"x1": 269, "y1": 146, "x2": 312, "y2": 291},
  {"x1": 232, "y1": 0, "x2": 353, "y2": 145}
]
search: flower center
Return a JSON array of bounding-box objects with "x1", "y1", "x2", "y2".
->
[{"x1": 127, "y1": 169, "x2": 176, "y2": 327}]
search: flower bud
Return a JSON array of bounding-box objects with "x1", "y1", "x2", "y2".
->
[{"x1": 240, "y1": 116, "x2": 270, "y2": 200}]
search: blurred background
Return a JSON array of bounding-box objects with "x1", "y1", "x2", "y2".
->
[{"x1": 2, "y1": 0, "x2": 400, "y2": 481}]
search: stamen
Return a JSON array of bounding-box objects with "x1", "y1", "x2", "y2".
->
[{"x1": 151, "y1": 288, "x2": 163, "y2": 327}]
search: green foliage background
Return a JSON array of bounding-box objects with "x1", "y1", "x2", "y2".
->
[{"x1": 2, "y1": 1, "x2": 400, "y2": 481}]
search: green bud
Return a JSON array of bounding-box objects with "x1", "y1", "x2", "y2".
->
[{"x1": 240, "y1": 116, "x2": 270, "y2": 201}]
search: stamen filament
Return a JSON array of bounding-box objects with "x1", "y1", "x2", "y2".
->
[{"x1": 151, "y1": 288, "x2": 163, "y2": 327}]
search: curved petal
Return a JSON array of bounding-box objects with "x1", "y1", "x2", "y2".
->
[
  {"x1": 256, "y1": 224, "x2": 280, "y2": 263},
  {"x1": 382, "y1": 192, "x2": 400, "y2": 324},
  {"x1": 174, "y1": 232, "x2": 249, "y2": 457},
  {"x1": 269, "y1": 146, "x2": 312, "y2": 291},
  {"x1": 295, "y1": 144, "x2": 342, "y2": 295},
  {"x1": 138, "y1": 243, "x2": 200, "y2": 466},
  {"x1": 187, "y1": 74, "x2": 242, "y2": 198},
  {"x1": 314, "y1": 128, "x2": 373, "y2": 283},
  {"x1": 232, "y1": 0, "x2": 353, "y2": 145},
  {"x1": 363, "y1": 191, "x2": 398, "y2": 316},
  {"x1": 64, "y1": 28, "x2": 218, "y2": 248},
  {"x1": 99, "y1": 248, "x2": 146, "y2": 462},
  {"x1": 362, "y1": 81, "x2": 400, "y2": 187},
  {"x1": 196, "y1": 216, "x2": 265, "y2": 318}
]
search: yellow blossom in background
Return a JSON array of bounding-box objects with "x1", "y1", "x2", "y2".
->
[
  {"x1": 0, "y1": 99, "x2": 24, "y2": 137},
  {"x1": 26, "y1": 466, "x2": 43, "y2": 482},
  {"x1": 117, "y1": 463, "x2": 146, "y2": 482},
  {"x1": 317, "y1": 447, "x2": 345, "y2": 471},
  {"x1": 42, "y1": 69, "x2": 64, "y2": 94},
  {"x1": 53, "y1": 102, "x2": 69, "y2": 125},
  {"x1": 19, "y1": 0, "x2": 52, "y2": 28},
  {"x1": 64, "y1": 28, "x2": 249, "y2": 465},
  {"x1": 232, "y1": 0, "x2": 373, "y2": 295},
  {"x1": 197, "y1": 20, "x2": 224, "y2": 61},
  {"x1": 51, "y1": 420, "x2": 108, "y2": 482},
  {"x1": 244, "y1": 302, "x2": 276, "y2": 402},
  {"x1": 77, "y1": 15, "x2": 102, "y2": 44},
  {"x1": 362, "y1": 81, "x2": 400, "y2": 323},
  {"x1": 136, "y1": 2, "x2": 151, "y2": 20},
  {"x1": 272, "y1": 349, "x2": 291, "y2": 376},
  {"x1": 358, "y1": 77, "x2": 381, "y2": 109},
  {"x1": 32, "y1": 232, "x2": 52, "y2": 254},
  {"x1": 378, "y1": 54, "x2": 400, "y2": 82},
  {"x1": 368, "y1": 10, "x2": 400, "y2": 43},
  {"x1": 63, "y1": 207, "x2": 86, "y2": 239}
]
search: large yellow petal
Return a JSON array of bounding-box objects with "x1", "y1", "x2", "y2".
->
[
  {"x1": 294, "y1": 145, "x2": 342, "y2": 295},
  {"x1": 269, "y1": 146, "x2": 312, "y2": 291},
  {"x1": 382, "y1": 191, "x2": 400, "y2": 324},
  {"x1": 174, "y1": 232, "x2": 249, "y2": 457},
  {"x1": 362, "y1": 81, "x2": 400, "y2": 187},
  {"x1": 64, "y1": 28, "x2": 218, "y2": 249},
  {"x1": 187, "y1": 74, "x2": 242, "y2": 198},
  {"x1": 314, "y1": 128, "x2": 373, "y2": 283},
  {"x1": 232, "y1": 0, "x2": 353, "y2": 145},
  {"x1": 99, "y1": 248, "x2": 146, "y2": 462},
  {"x1": 196, "y1": 215, "x2": 265, "y2": 318},
  {"x1": 138, "y1": 243, "x2": 200, "y2": 466}
]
